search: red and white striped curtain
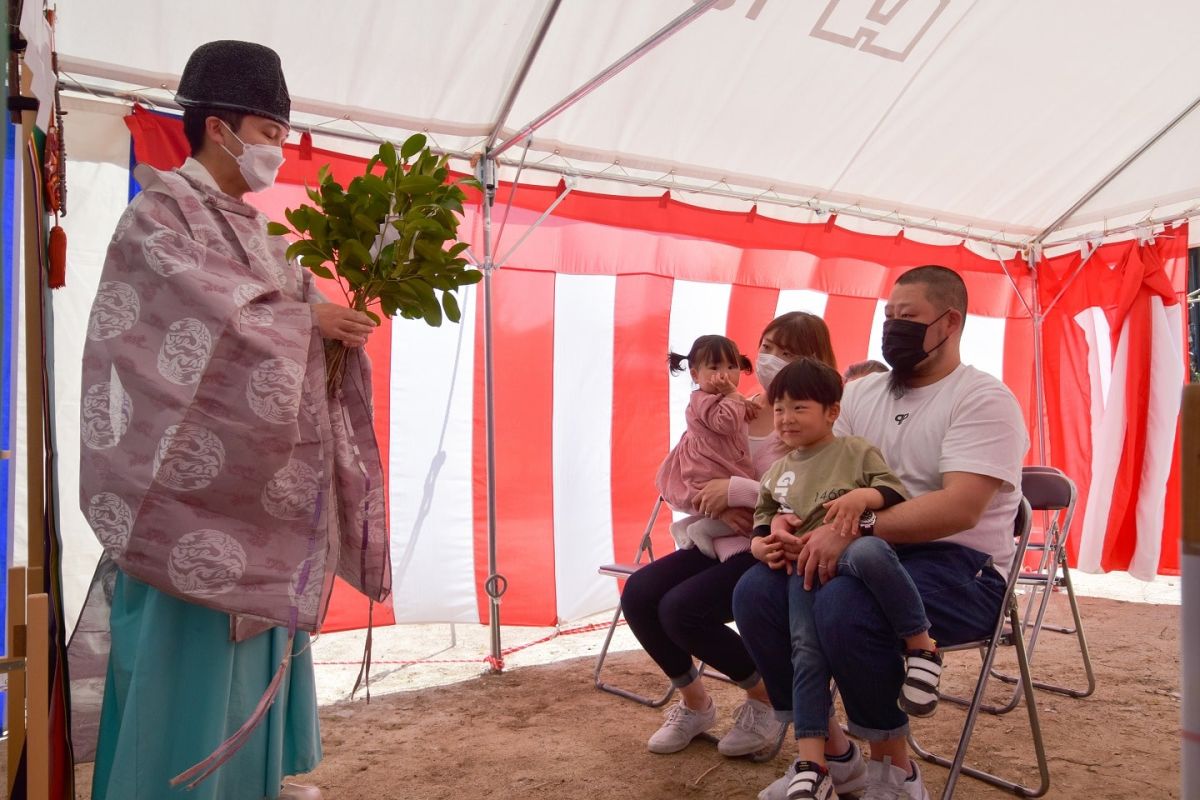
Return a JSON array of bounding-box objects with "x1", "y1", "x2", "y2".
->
[{"x1": 125, "y1": 108, "x2": 1184, "y2": 632}]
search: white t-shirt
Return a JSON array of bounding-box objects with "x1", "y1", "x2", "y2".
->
[{"x1": 834, "y1": 364, "x2": 1029, "y2": 574}]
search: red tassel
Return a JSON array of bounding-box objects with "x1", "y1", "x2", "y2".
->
[
  {"x1": 48, "y1": 225, "x2": 67, "y2": 289},
  {"x1": 658, "y1": 190, "x2": 670, "y2": 209},
  {"x1": 746, "y1": 204, "x2": 758, "y2": 222},
  {"x1": 555, "y1": 178, "x2": 567, "y2": 198},
  {"x1": 298, "y1": 131, "x2": 313, "y2": 161},
  {"x1": 893, "y1": 228, "x2": 906, "y2": 245},
  {"x1": 824, "y1": 213, "x2": 838, "y2": 233}
]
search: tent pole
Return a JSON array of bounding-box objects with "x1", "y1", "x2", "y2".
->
[
  {"x1": 479, "y1": 153, "x2": 505, "y2": 671},
  {"x1": 1031, "y1": 92, "x2": 1200, "y2": 245},
  {"x1": 1028, "y1": 250, "x2": 1049, "y2": 465},
  {"x1": 484, "y1": 0, "x2": 561, "y2": 152},
  {"x1": 492, "y1": 0, "x2": 721, "y2": 158}
]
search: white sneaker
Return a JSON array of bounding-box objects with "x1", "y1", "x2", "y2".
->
[
  {"x1": 718, "y1": 698, "x2": 785, "y2": 757},
  {"x1": 647, "y1": 699, "x2": 717, "y2": 754},
  {"x1": 278, "y1": 783, "x2": 323, "y2": 800},
  {"x1": 757, "y1": 741, "x2": 865, "y2": 800},
  {"x1": 784, "y1": 761, "x2": 838, "y2": 800},
  {"x1": 826, "y1": 740, "x2": 868, "y2": 795},
  {"x1": 862, "y1": 757, "x2": 931, "y2": 800}
]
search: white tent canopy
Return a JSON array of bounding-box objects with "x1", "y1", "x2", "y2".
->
[{"x1": 54, "y1": 0, "x2": 1200, "y2": 250}]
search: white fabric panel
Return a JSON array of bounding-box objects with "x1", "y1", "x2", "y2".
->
[
  {"x1": 1075, "y1": 308, "x2": 1123, "y2": 574},
  {"x1": 53, "y1": 104, "x2": 133, "y2": 632},
  {"x1": 959, "y1": 314, "x2": 1005, "y2": 380},
  {"x1": 666, "y1": 280, "x2": 733, "y2": 450},
  {"x1": 53, "y1": 1, "x2": 1200, "y2": 240},
  {"x1": 551, "y1": 274, "x2": 617, "y2": 622},
  {"x1": 866, "y1": 298, "x2": 888, "y2": 365},
  {"x1": 774, "y1": 289, "x2": 828, "y2": 320},
  {"x1": 388, "y1": 285, "x2": 480, "y2": 623},
  {"x1": 1129, "y1": 300, "x2": 1184, "y2": 580}
]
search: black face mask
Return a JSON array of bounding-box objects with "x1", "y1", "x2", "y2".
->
[{"x1": 881, "y1": 310, "x2": 950, "y2": 373}]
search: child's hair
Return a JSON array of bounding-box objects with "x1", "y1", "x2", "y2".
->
[
  {"x1": 843, "y1": 359, "x2": 889, "y2": 381},
  {"x1": 668, "y1": 334, "x2": 753, "y2": 376},
  {"x1": 767, "y1": 357, "x2": 844, "y2": 407},
  {"x1": 761, "y1": 312, "x2": 837, "y2": 370}
]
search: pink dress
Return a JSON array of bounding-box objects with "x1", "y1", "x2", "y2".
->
[{"x1": 656, "y1": 390, "x2": 756, "y2": 514}]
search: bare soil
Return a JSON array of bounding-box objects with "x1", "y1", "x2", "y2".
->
[{"x1": 73, "y1": 593, "x2": 1181, "y2": 799}]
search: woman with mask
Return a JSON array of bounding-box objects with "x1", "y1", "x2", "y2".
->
[
  {"x1": 622, "y1": 314, "x2": 866, "y2": 789},
  {"x1": 81, "y1": 41, "x2": 388, "y2": 800}
]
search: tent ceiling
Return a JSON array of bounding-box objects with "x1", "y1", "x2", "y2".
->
[{"x1": 55, "y1": 0, "x2": 1200, "y2": 248}]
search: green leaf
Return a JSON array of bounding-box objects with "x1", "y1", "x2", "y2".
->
[
  {"x1": 380, "y1": 141, "x2": 398, "y2": 169},
  {"x1": 266, "y1": 221, "x2": 291, "y2": 237},
  {"x1": 317, "y1": 164, "x2": 331, "y2": 184},
  {"x1": 397, "y1": 175, "x2": 441, "y2": 196},
  {"x1": 460, "y1": 269, "x2": 484, "y2": 285},
  {"x1": 364, "y1": 309, "x2": 382, "y2": 325},
  {"x1": 447, "y1": 242, "x2": 470, "y2": 258},
  {"x1": 309, "y1": 264, "x2": 335, "y2": 280},
  {"x1": 401, "y1": 133, "x2": 427, "y2": 161},
  {"x1": 442, "y1": 291, "x2": 461, "y2": 323},
  {"x1": 342, "y1": 238, "x2": 373, "y2": 268}
]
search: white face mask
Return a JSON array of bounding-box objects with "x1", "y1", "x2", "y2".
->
[
  {"x1": 756, "y1": 353, "x2": 789, "y2": 391},
  {"x1": 220, "y1": 121, "x2": 285, "y2": 192}
]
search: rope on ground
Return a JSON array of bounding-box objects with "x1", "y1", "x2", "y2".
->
[{"x1": 313, "y1": 619, "x2": 626, "y2": 668}]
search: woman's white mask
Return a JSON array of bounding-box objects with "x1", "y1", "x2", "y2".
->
[
  {"x1": 756, "y1": 353, "x2": 789, "y2": 392},
  {"x1": 220, "y1": 121, "x2": 285, "y2": 192}
]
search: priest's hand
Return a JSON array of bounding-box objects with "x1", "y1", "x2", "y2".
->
[{"x1": 314, "y1": 304, "x2": 376, "y2": 347}]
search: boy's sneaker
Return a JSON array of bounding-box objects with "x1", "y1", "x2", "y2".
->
[
  {"x1": 757, "y1": 742, "x2": 865, "y2": 800},
  {"x1": 862, "y1": 758, "x2": 931, "y2": 800},
  {"x1": 784, "y1": 761, "x2": 838, "y2": 800},
  {"x1": 718, "y1": 698, "x2": 785, "y2": 757},
  {"x1": 647, "y1": 699, "x2": 717, "y2": 754},
  {"x1": 898, "y1": 648, "x2": 942, "y2": 718},
  {"x1": 826, "y1": 740, "x2": 868, "y2": 795}
]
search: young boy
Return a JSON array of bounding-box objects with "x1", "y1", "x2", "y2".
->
[{"x1": 747, "y1": 358, "x2": 943, "y2": 800}]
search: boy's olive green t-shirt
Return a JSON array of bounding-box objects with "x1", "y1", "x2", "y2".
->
[{"x1": 754, "y1": 435, "x2": 909, "y2": 534}]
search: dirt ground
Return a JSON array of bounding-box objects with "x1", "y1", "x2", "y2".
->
[{"x1": 72, "y1": 592, "x2": 1181, "y2": 799}]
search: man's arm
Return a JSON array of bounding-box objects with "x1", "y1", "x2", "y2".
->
[{"x1": 873, "y1": 471, "x2": 1003, "y2": 544}]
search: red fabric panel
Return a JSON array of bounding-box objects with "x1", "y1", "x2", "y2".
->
[
  {"x1": 471, "y1": 269, "x2": 558, "y2": 626},
  {"x1": 725, "y1": 284, "x2": 780, "y2": 394},
  {"x1": 823, "y1": 295, "x2": 878, "y2": 373},
  {"x1": 610, "y1": 275, "x2": 677, "y2": 564},
  {"x1": 1002, "y1": 315, "x2": 1037, "y2": 464}
]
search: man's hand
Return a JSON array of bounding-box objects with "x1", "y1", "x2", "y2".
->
[
  {"x1": 314, "y1": 303, "x2": 376, "y2": 347},
  {"x1": 795, "y1": 522, "x2": 852, "y2": 590},
  {"x1": 694, "y1": 478, "x2": 731, "y2": 517}
]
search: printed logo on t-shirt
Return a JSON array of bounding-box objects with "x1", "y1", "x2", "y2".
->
[
  {"x1": 894, "y1": 413, "x2": 910, "y2": 426},
  {"x1": 773, "y1": 471, "x2": 796, "y2": 505}
]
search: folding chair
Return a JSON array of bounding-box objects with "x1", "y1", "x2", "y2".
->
[
  {"x1": 1007, "y1": 466, "x2": 1095, "y2": 700},
  {"x1": 593, "y1": 497, "x2": 789, "y2": 762},
  {"x1": 593, "y1": 496, "x2": 675, "y2": 707},
  {"x1": 941, "y1": 467, "x2": 1095, "y2": 716},
  {"x1": 909, "y1": 497, "x2": 1051, "y2": 798}
]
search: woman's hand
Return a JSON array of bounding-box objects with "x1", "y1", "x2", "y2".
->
[
  {"x1": 313, "y1": 303, "x2": 376, "y2": 347},
  {"x1": 694, "y1": 478, "x2": 731, "y2": 517}
]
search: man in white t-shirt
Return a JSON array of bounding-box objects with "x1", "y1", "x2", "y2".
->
[{"x1": 733, "y1": 266, "x2": 1028, "y2": 800}]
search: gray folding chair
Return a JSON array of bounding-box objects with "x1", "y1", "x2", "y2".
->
[
  {"x1": 593, "y1": 496, "x2": 675, "y2": 707},
  {"x1": 909, "y1": 497, "x2": 1051, "y2": 798},
  {"x1": 941, "y1": 467, "x2": 1095, "y2": 716},
  {"x1": 593, "y1": 497, "x2": 788, "y2": 762}
]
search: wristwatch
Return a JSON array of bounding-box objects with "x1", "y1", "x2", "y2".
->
[{"x1": 858, "y1": 510, "x2": 877, "y2": 537}]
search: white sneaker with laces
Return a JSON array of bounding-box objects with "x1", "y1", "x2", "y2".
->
[
  {"x1": 718, "y1": 698, "x2": 785, "y2": 757},
  {"x1": 861, "y1": 757, "x2": 931, "y2": 800},
  {"x1": 784, "y1": 761, "x2": 838, "y2": 800},
  {"x1": 647, "y1": 699, "x2": 717, "y2": 754}
]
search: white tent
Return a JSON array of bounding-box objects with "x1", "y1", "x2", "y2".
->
[{"x1": 54, "y1": 0, "x2": 1200, "y2": 250}]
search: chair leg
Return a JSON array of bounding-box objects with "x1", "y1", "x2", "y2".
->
[
  {"x1": 910, "y1": 602, "x2": 1050, "y2": 798},
  {"x1": 593, "y1": 601, "x2": 676, "y2": 707}
]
